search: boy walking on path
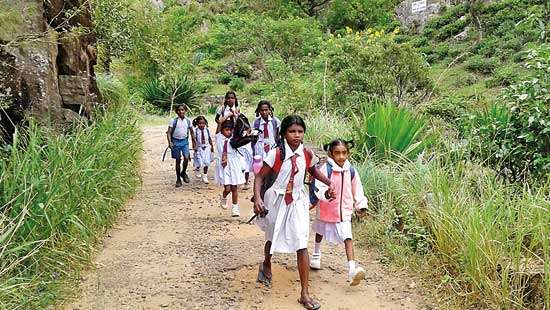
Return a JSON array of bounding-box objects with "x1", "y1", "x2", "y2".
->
[{"x1": 167, "y1": 104, "x2": 195, "y2": 187}]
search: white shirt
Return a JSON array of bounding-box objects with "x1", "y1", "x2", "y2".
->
[
  {"x1": 168, "y1": 117, "x2": 191, "y2": 139},
  {"x1": 257, "y1": 116, "x2": 281, "y2": 147}
]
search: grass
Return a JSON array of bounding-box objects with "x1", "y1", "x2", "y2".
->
[
  {"x1": 0, "y1": 81, "x2": 142, "y2": 308},
  {"x1": 354, "y1": 156, "x2": 549, "y2": 309},
  {"x1": 304, "y1": 113, "x2": 352, "y2": 149}
]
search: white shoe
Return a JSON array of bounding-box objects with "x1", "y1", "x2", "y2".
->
[
  {"x1": 220, "y1": 194, "x2": 227, "y2": 209},
  {"x1": 349, "y1": 266, "x2": 366, "y2": 286},
  {"x1": 202, "y1": 174, "x2": 209, "y2": 184},
  {"x1": 309, "y1": 253, "x2": 321, "y2": 270},
  {"x1": 194, "y1": 170, "x2": 201, "y2": 179},
  {"x1": 231, "y1": 205, "x2": 240, "y2": 217}
]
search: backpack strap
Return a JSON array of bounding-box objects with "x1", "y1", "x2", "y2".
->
[
  {"x1": 170, "y1": 117, "x2": 178, "y2": 138},
  {"x1": 350, "y1": 166, "x2": 356, "y2": 180},
  {"x1": 326, "y1": 162, "x2": 333, "y2": 179},
  {"x1": 273, "y1": 118, "x2": 280, "y2": 144},
  {"x1": 304, "y1": 148, "x2": 313, "y2": 169},
  {"x1": 253, "y1": 118, "x2": 261, "y2": 130},
  {"x1": 272, "y1": 148, "x2": 282, "y2": 173}
]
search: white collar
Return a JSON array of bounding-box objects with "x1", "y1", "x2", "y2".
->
[
  {"x1": 259, "y1": 116, "x2": 272, "y2": 124},
  {"x1": 283, "y1": 141, "x2": 304, "y2": 161},
  {"x1": 327, "y1": 157, "x2": 351, "y2": 171}
]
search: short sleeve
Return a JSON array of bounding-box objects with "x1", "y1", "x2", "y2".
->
[
  {"x1": 308, "y1": 150, "x2": 319, "y2": 168},
  {"x1": 264, "y1": 148, "x2": 277, "y2": 168},
  {"x1": 168, "y1": 119, "x2": 174, "y2": 127}
]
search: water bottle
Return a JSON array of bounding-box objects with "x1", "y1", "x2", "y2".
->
[{"x1": 253, "y1": 155, "x2": 263, "y2": 174}]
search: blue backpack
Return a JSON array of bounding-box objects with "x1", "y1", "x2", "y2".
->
[
  {"x1": 170, "y1": 117, "x2": 192, "y2": 139},
  {"x1": 309, "y1": 163, "x2": 356, "y2": 206}
]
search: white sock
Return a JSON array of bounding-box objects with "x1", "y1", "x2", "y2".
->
[
  {"x1": 348, "y1": 260, "x2": 356, "y2": 273},
  {"x1": 232, "y1": 203, "x2": 239, "y2": 208},
  {"x1": 314, "y1": 242, "x2": 321, "y2": 255}
]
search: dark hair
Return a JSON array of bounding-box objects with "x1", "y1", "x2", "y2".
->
[
  {"x1": 323, "y1": 138, "x2": 354, "y2": 152},
  {"x1": 221, "y1": 119, "x2": 234, "y2": 130},
  {"x1": 174, "y1": 104, "x2": 188, "y2": 111},
  {"x1": 224, "y1": 91, "x2": 239, "y2": 108},
  {"x1": 193, "y1": 115, "x2": 208, "y2": 127},
  {"x1": 255, "y1": 100, "x2": 274, "y2": 117},
  {"x1": 276, "y1": 115, "x2": 306, "y2": 159}
]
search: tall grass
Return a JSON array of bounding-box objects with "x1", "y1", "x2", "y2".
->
[
  {"x1": 304, "y1": 113, "x2": 351, "y2": 149},
  {"x1": 0, "y1": 80, "x2": 142, "y2": 307},
  {"x1": 355, "y1": 156, "x2": 549, "y2": 309}
]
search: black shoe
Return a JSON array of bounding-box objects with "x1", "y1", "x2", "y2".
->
[
  {"x1": 182, "y1": 173, "x2": 190, "y2": 183},
  {"x1": 175, "y1": 179, "x2": 183, "y2": 187}
]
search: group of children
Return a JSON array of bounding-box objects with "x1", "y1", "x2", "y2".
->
[{"x1": 167, "y1": 91, "x2": 369, "y2": 310}]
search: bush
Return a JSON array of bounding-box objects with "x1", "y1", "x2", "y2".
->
[
  {"x1": 419, "y1": 95, "x2": 467, "y2": 123},
  {"x1": 140, "y1": 74, "x2": 197, "y2": 111},
  {"x1": 247, "y1": 81, "x2": 271, "y2": 96},
  {"x1": 353, "y1": 102, "x2": 432, "y2": 161},
  {"x1": 0, "y1": 99, "x2": 141, "y2": 307},
  {"x1": 228, "y1": 77, "x2": 245, "y2": 91},
  {"x1": 465, "y1": 55, "x2": 499, "y2": 74},
  {"x1": 465, "y1": 45, "x2": 550, "y2": 181},
  {"x1": 485, "y1": 63, "x2": 523, "y2": 87}
]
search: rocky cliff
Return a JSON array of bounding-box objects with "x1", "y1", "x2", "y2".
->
[{"x1": 0, "y1": 0, "x2": 100, "y2": 142}]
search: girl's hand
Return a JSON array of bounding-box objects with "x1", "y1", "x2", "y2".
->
[
  {"x1": 356, "y1": 208, "x2": 367, "y2": 219},
  {"x1": 211, "y1": 146, "x2": 214, "y2": 153},
  {"x1": 327, "y1": 183, "x2": 337, "y2": 200},
  {"x1": 254, "y1": 198, "x2": 266, "y2": 216},
  {"x1": 169, "y1": 142, "x2": 174, "y2": 149}
]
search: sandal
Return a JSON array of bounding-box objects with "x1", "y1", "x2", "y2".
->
[
  {"x1": 298, "y1": 297, "x2": 321, "y2": 310},
  {"x1": 256, "y1": 264, "x2": 272, "y2": 286}
]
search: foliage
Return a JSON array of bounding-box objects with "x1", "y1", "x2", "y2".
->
[
  {"x1": 328, "y1": 30, "x2": 432, "y2": 108},
  {"x1": 322, "y1": 0, "x2": 400, "y2": 31},
  {"x1": 464, "y1": 45, "x2": 550, "y2": 181},
  {"x1": 0, "y1": 97, "x2": 141, "y2": 307},
  {"x1": 355, "y1": 156, "x2": 549, "y2": 309},
  {"x1": 465, "y1": 55, "x2": 498, "y2": 74},
  {"x1": 304, "y1": 113, "x2": 352, "y2": 148},
  {"x1": 353, "y1": 102, "x2": 432, "y2": 160},
  {"x1": 228, "y1": 77, "x2": 245, "y2": 92},
  {"x1": 140, "y1": 74, "x2": 197, "y2": 111}
]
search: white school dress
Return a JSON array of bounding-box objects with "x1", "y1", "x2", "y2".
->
[
  {"x1": 253, "y1": 116, "x2": 281, "y2": 159},
  {"x1": 194, "y1": 127, "x2": 212, "y2": 168},
  {"x1": 214, "y1": 133, "x2": 245, "y2": 186},
  {"x1": 257, "y1": 142, "x2": 319, "y2": 254},
  {"x1": 239, "y1": 143, "x2": 253, "y2": 173}
]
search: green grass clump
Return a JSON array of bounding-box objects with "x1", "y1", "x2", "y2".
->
[
  {"x1": 355, "y1": 157, "x2": 549, "y2": 308},
  {"x1": 0, "y1": 94, "x2": 142, "y2": 307}
]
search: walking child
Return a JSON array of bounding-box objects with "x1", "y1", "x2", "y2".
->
[
  {"x1": 252, "y1": 100, "x2": 281, "y2": 159},
  {"x1": 253, "y1": 115, "x2": 335, "y2": 310},
  {"x1": 167, "y1": 104, "x2": 195, "y2": 187},
  {"x1": 215, "y1": 90, "x2": 240, "y2": 133},
  {"x1": 309, "y1": 139, "x2": 368, "y2": 286},
  {"x1": 215, "y1": 120, "x2": 245, "y2": 217},
  {"x1": 192, "y1": 116, "x2": 214, "y2": 184}
]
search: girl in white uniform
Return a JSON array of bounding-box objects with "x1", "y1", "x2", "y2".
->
[
  {"x1": 215, "y1": 120, "x2": 245, "y2": 217},
  {"x1": 192, "y1": 116, "x2": 214, "y2": 184},
  {"x1": 253, "y1": 115, "x2": 334, "y2": 310}
]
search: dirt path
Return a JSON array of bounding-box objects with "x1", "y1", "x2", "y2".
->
[{"x1": 65, "y1": 125, "x2": 431, "y2": 310}]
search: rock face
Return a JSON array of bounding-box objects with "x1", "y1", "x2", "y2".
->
[
  {"x1": 395, "y1": 0, "x2": 443, "y2": 33},
  {"x1": 0, "y1": 0, "x2": 100, "y2": 142}
]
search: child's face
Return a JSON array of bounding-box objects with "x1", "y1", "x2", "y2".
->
[
  {"x1": 197, "y1": 120, "x2": 206, "y2": 129},
  {"x1": 283, "y1": 124, "x2": 304, "y2": 149},
  {"x1": 259, "y1": 105, "x2": 271, "y2": 119},
  {"x1": 176, "y1": 107, "x2": 186, "y2": 118},
  {"x1": 330, "y1": 144, "x2": 349, "y2": 167},
  {"x1": 221, "y1": 127, "x2": 233, "y2": 138},
  {"x1": 226, "y1": 94, "x2": 236, "y2": 107}
]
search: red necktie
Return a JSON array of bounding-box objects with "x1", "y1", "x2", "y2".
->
[
  {"x1": 263, "y1": 122, "x2": 270, "y2": 153},
  {"x1": 284, "y1": 154, "x2": 298, "y2": 205},
  {"x1": 201, "y1": 129, "x2": 206, "y2": 144},
  {"x1": 222, "y1": 140, "x2": 228, "y2": 168}
]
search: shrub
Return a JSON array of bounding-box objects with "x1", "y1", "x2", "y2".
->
[
  {"x1": 140, "y1": 74, "x2": 197, "y2": 111},
  {"x1": 485, "y1": 63, "x2": 523, "y2": 87},
  {"x1": 465, "y1": 55, "x2": 499, "y2": 74},
  {"x1": 228, "y1": 77, "x2": 245, "y2": 91},
  {"x1": 419, "y1": 95, "x2": 467, "y2": 123},
  {"x1": 247, "y1": 81, "x2": 271, "y2": 96},
  {"x1": 353, "y1": 102, "x2": 432, "y2": 161}
]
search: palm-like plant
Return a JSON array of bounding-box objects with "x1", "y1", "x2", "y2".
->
[
  {"x1": 140, "y1": 74, "x2": 197, "y2": 111},
  {"x1": 354, "y1": 102, "x2": 431, "y2": 161}
]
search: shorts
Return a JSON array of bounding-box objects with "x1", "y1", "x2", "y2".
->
[{"x1": 171, "y1": 138, "x2": 190, "y2": 159}]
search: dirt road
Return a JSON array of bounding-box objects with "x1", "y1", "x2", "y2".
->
[{"x1": 65, "y1": 125, "x2": 431, "y2": 310}]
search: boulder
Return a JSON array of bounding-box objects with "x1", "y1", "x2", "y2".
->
[{"x1": 0, "y1": 0, "x2": 100, "y2": 142}]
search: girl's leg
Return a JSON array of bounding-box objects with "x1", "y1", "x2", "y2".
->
[
  {"x1": 230, "y1": 185, "x2": 240, "y2": 216},
  {"x1": 297, "y1": 248, "x2": 319, "y2": 308},
  {"x1": 203, "y1": 166, "x2": 208, "y2": 174},
  {"x1": 223, "y1": 185, "x2": 231, "y2": 198},
  {"x1": 310, "y1": 233, "x2": 323, "y2": 270},
  {"x1": 262, "y1": 241, "x2": 272, "y2": 278},
  {"x1": 181, "y1": 156, "x2": 190, "y2": 182},
  {"x1": 345, "y1": 238, "x2": 365, "y2": 286},
  {"x1": 344, "y1": 238, "x2": 354, "y2": 262}
]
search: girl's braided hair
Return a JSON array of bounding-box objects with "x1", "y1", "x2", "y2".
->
[{"x1": 323, "y1": 139, "x2": 355, "y2": 152}]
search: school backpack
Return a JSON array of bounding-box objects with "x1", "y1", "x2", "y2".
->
[
  {"x1": 252, "y1": 117, "x2": 280, "y2": 143},
  {"x1": 254, "y1": 146, "x2": 313, "y2": 201},
  {"x1": 230, "y1": 113, "x2": 258, "y2": 149},
  {"x1": 170, "y1": 117, "x2": 192, "y2": 139},
  {"x1": 308, "y1": 162, "x2": 356, "y2": 207}
]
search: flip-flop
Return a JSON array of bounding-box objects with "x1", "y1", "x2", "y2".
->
[
  {"x1": 298, "y1": 297, "x2": 321, "y2": 310},
  {"x1": 256, "y1": 264, "x2": 272, "y2": 286}
]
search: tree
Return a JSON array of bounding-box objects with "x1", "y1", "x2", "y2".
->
[{"x1": 291, "y1": 0, "x2": 332, "y2": 17}]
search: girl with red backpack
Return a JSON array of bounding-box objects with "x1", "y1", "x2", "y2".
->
[
  {"x1": 253, "y1": 115, "x2": 335, "y2": 310},
  {"x1": 309, "y1": 139, "x2": 368, "y2": 286}
]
